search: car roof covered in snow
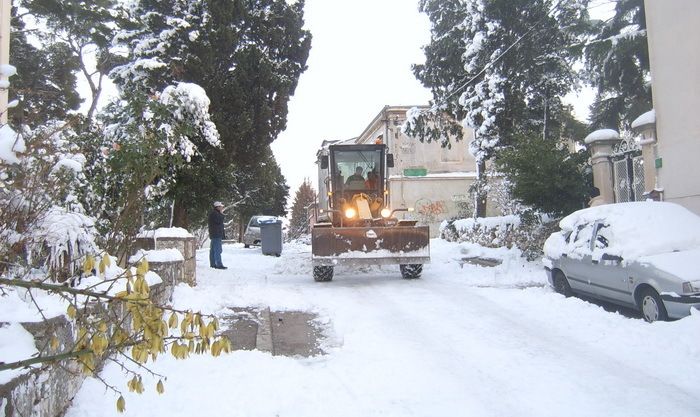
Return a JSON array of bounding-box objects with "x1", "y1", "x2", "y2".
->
[{"x1": 557, "y1": 201, "x2": 700, "y2": 260}]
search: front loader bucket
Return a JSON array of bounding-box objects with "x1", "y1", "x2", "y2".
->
[{"x1": 311, "y1": 226, "x2": 430, "y2": 267}]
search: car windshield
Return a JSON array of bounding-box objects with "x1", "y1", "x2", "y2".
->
[{"x1": 249, "y1": 216, "x2": 277, "y2": 227}]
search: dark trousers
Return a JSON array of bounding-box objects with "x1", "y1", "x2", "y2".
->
[{"x1": 209, "y1": 238, "x2": 223, "y2": 267}]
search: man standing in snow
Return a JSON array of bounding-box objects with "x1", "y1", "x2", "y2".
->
[{"x1": 208, "y1": 201, "x2": 227, "y2": 269}]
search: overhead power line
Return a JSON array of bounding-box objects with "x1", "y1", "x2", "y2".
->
[{"x1": 426, "y1": 0, "x2": 566, "y2": 114}]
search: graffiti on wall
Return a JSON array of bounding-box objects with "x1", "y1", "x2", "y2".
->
[{"x1": 414, "y1": 198, "x2": 447, "y2": 224}]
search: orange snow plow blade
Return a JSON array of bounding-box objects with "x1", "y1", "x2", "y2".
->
[{"x1": 311, "y1": 225, "x2": 430, "y2": 266}]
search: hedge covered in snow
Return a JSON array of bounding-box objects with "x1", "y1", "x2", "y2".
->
[{"x1": 439, "y1": 211, "x2": 560, "y2": 260}]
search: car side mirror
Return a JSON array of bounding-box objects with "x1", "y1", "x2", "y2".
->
[
  {"x1": 601, "y1": 253, "x2": 623, "y2": 263},
  {"x1": 320, "y1": 155, "x2": 329, "y2": 169},
  {"x1": 387, "y1": 154, "x2": 394, "y2": 168}
]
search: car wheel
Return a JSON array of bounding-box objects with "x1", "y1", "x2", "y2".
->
[
  {"x1": 638, "y1": 287, "x2": 668, "y2": 323},
  {"x1": 553, "y1": 271, "x2": 573, "y2": 297},
  {"x1": 400, "y1": 264, "x2": 423, "y2": 279},
  {"x1": 313, "y1": 266, "x2": 333, "y2": 282}
]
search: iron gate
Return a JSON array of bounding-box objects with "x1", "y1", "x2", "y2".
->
[{"x1": 611, "y1": 136, "x2": 645, "y2": 202}]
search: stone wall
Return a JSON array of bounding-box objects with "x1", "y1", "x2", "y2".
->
[
  {"x1": 0, "y1": 316, "x2": 82, "y2": 417},
  {"x1": 0, "y1": 258, "x2": 183, "y2": 417},
  {"x1": 134, "y1": 235, "x2": 196, "y2": 286}
]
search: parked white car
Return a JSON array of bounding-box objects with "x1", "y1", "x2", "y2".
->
[
  {"x1": 543, "y1": 202, "x2": 700, "y2": 322},
  {"x1": 242, "y1": 215, "x2": 278, "y2": 248}
]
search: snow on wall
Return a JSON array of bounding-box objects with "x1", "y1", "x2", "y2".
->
[
  {"x1": 130, "y1": 248, "x2": 184, "y2": 263},
  {"x1": 137, "y1": 227, "x2": 193, "y2": 239},
  {"x1": 0, "y1": 323, "x2": 39, "y2": 385}
]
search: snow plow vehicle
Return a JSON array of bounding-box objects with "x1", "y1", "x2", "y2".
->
[{"x1": 311, "y1": 142, "x2": 430, "y2": 281}]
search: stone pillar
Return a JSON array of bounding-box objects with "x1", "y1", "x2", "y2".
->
[
  {"x1": 632, "y1": 109, "x2": 658, "y2": 195},
  {"x1": 584, "y1": 129, "x2": 620, "y2": 206},
  {"x1": 134, "y1": 228, "x2": 197, "y2": 286}
]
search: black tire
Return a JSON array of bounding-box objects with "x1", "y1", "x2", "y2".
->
[
  {"x1": 400, "y1": 264, "x2": 423, "y2": 279},
  {"x1": 553, "y1": 270, "x2": 573, "y2": 297},
  {"x1": 244, "y1": 244, "x2": 250, "y2": 248},
  {"x1": 637, "y1": 287, "x2": 668, "y2": 323},
  {"x1": 313, "y1": 266, "x2": 333, "y2": 282}
]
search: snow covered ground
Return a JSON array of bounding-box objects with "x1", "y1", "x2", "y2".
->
[{"x1": 67, "y1": 239, "x2": 700, "y2": 417}]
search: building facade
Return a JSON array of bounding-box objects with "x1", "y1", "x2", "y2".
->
[
  {"x1": 641, "y1": 0, "x2": 700, "y2": 214},
  {"x1": 354, "y1": 105, "x2": 497, "y2": 236}
]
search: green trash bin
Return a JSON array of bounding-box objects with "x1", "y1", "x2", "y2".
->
[{"x1": 259, "y1": 219, "x2": 283, "y2": 256}]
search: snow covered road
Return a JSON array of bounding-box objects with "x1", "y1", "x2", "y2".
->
[{"x1": 67, "y1": 239, "x2": 700, "y2": 417}]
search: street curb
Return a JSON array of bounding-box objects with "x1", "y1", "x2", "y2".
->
[{"x1": 256, "y1": 307, "x2": 273, "y2": 354}]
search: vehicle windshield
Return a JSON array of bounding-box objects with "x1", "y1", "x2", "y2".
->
[
  {"x1": 249, "y1": 216, "x2": 277, "y2": 227},
  {"x1": 331, "y1": 149, "x2": 382, "y2": 192}
]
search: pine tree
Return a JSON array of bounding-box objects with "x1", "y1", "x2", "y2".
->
[
  {"x1": 584, "y1": 0, "x2": 651, "y2": 130},
  {"x1": 288, "y1": 179, "x2": 316, "y2": 240}
]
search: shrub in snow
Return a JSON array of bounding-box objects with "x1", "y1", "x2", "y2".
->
[
  {"x1": 1, "y1": 122, "x2": 98, "y2": 280},
  {"x1": 440, "y1": 210, "x2": 559, "y2": 261}
]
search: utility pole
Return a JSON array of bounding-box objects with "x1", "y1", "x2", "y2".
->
[{"x1": 0, "y1": 0, "x2": 10, "y2": 124}]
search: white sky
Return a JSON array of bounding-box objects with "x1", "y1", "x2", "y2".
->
[{"x1": 270, "y1": 0, "x2": 433, "y2": 200}]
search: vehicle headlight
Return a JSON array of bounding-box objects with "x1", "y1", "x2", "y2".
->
[
  {"x1": 682, "y1": 281, "x2": 700, "y2": 294},
  {"x1": 344, "y1": 207, "x2": 357, "y2": 219},
  {"x1": 380, "y1": 208, "x2": 391, "y2": 218}
]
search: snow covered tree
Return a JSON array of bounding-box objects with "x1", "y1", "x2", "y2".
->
[
  {"x1": 584, "y1": 0, "x2": 651, "y2": 130},
  {"x1": 109, "y1": 0, "x2": 310, "y2": 227},
  {"x1": 0, "y1": 122, "x2": 97, "y2": 280},
  {"x1": 407, "y1": 0, "x2": 590, "y2": 216},
  {"x1": 78, "y1": 84, "x2": 220, "y2": 259},
  {"x1": 288, "y1": 178, "x2": 316, "y2": 240}
]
